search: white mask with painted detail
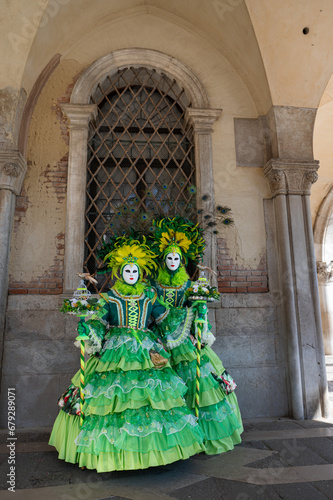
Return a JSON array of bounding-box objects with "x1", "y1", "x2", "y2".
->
[
  {"x1": 122, "y1": 264, "x2": 139, "y2": 285},
  {"x1": 165, "y1": 252, "x2": 181, "y2": 271}
]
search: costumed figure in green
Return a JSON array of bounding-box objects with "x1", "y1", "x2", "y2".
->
[
  {"x1": 49, "y1": 238, "x2": 204, "y2": 472},
  {"x1": 149, "y1": 216, "x2": 243, "y2": 455}
]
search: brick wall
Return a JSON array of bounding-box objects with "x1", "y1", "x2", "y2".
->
[
  {"x1": 8, "y1": 156, "x2": 68, "y2": 296},
  {"x1": 9, "y1": 234, "x2": 269, "y2": 296},
  {"x1": 217, "y1": 237, "x2": 268, "y2": 293}
]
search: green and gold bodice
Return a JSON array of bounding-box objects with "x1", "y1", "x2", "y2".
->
[
  {"x1": 152, "y1": 280, "x2": 191, "y2": 308},
  {"x1": 150, "y1": 267, "x2": 192, "y2": 308},
  {"x1": 100, "y1": 287, "x2": 168, "y2": 329}
]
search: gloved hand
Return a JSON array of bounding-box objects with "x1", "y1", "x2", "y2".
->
[
  {"x1": 144, "y1": 286, "x2": 156, "y2": 300},
  {"x1": 191, "y1": 301, "x2": 207, "y2": 319},
  {"x1": 76, "y1": 321, "x2": 89, "y2": 341}
]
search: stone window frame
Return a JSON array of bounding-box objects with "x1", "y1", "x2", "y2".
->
[{"x1": 61, "y1": 48, "x2": 221, "y2": 292}]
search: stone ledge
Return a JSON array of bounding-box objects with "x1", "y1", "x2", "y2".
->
[
  {"x1": 5, "y1": 310, "x2": 77, "y2": 341},
  {"x1": 7, "y1": 294, "x2": 59, "y2": 310},
  {"x1": 219, "y1": 293, "x2": 276, "y2": 308},
  {"x1": 7, "y1": 293, "x2": 277, "y2": 311}
]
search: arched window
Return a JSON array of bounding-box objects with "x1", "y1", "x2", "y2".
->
[
  {"x1": 84, "y1": 68, "x2": 196, "y2": 291},
  {"x1": 61, "y1": 49, "x2": 221, "y2": 293}
]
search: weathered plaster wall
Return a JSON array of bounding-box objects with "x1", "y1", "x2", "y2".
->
[
  {"x1": 9, "y1": 60, "x2": 83, "y2": 289},
  {"x1": 0, "y1": 87, "x2": 26, "y2": 149},
  {"x1": 312, "y1": 79, "x2": 333, "y2": 224},
  {"x1": 21, "y1": 0, "x2": 271, "y2": 113},
  {"x1": 0, "y1": 0, "x2": 48, "y2": 90},
  {"x1": 246, "y1": 0, "x2": 333, "y2": 108}
]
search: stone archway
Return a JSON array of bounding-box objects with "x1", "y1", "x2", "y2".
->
[
  {"x1": 61, "y1": 48, "x2": 222, "y2": 292},
  {"x1": 314, "y1": 186, "x2": 333, "y2": 354}
]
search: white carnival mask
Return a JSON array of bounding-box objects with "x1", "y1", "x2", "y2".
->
[
  {"x1": 165, "y1": 252, "x2": 181, "y2": 271},
  {"x1": 122, "y1": 263, "x2": 139, "y2": 285}
]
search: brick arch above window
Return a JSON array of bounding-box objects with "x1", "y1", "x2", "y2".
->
[{"x1": 61, "y1": 49, "x2": 221, "y2": 293}]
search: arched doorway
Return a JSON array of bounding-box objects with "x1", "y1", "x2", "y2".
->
[
  {"x1": 314, "y1": 187, "x2": 333, "y2": 355},
  {"x1": 313, "y1": 72, "x2": 333, "y2": 357}
]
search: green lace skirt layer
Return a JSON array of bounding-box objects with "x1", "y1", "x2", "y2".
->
[
  {"x1": 200, "y1": 346, "x2": 243, "y2": 433},
  {"x1": 49, "y1": 405, "x2": 204, "y2": 472},
  {"x1": 49, "y1": 327, "x2": 205, "y2": 471},
  {"x1": 76, "y1": 406, "x2": 203, "y2": 451},
  {"x1": 169, "y1": 338, "x2": 243, "y2": 453},
  {"x1": 202, "y1": 345, "x2": 225, "y2": 374},
  {"x1": 95, "y1": 327, "x2": 170, "y2": 372},
  {"x1": 82, "y1": 367, "x2": 188, "y2": 415},
  {"x1": 74, "y1": 405, "x2": 204, "y2": 471}
]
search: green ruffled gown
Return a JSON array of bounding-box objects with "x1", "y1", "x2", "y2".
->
[
  {"x1": 151, "y1": 277, "x2": 243, "y2": 455},
  {"x1": 49, "y1": 286, "x2": 204, "y2": 472}
]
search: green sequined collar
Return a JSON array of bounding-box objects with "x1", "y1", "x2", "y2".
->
[{"x1": 112, "y1": 280, "x2": 146, "y2": 297}]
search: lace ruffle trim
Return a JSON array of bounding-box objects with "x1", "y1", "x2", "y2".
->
[
  {"x1": 83, "y1": 371, "x2": 186, "y2": 399},
  {"x1": 201, "y1": 331, "x2": 216, "y2": 347},
  {"x1": 102, "y1": 334, "x2": 165, "y2": 356},
  {"x1": 199, "y1": 401, "x2": 236, "y2": 422},
  {"x1": 75, "y1": 320, "x2": 107, "y2": 354},
  {"x1": 176, "y1": 360, "x2": 215, "y2": 382},
  {"x1": 74, "y1": 408, "x2": 198, "y2": 445},
  {"x1": 194, "y1": 313, "x2": 215, "y2": 347}
]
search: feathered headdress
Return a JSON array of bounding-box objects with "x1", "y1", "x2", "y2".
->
[
  {"x1": 97, "y1": 228, "x2": 145, "y2": 275},
  {"x1": 150, "y1": 216, "x2": 205, "y2": 265},
  {"x1": 103, "y1": 238, "x2": 157, "y2": 279}
]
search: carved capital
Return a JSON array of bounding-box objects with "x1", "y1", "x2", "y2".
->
[
  {"x1": 317, "y1": 261, "x2": 333, "y2": 284},
  {"x1": 61, "y1": 103, "x2": 97, "y2": 129},
  {"x1": 3, "y1": 162, "x2": 21, "y2": 178},
  {"x1": 185, "y1": 108, "x2": 222, "y2": 134},
  {"x1": 264, "y1": 159, "x2": 319, "y2": 197},
  {"x1": 0, "y1": 151, "x2": 27, "y2": 195}
]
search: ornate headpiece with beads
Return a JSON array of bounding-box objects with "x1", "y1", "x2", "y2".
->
[
  {"x1": 150, "y1": 216, "x2": 205, "y2": 265},
  {"x1": 103, "y1": 238, "x2": 157, "y2": 279}
]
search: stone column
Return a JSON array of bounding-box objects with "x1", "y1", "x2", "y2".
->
[
  {"x1": 185, "y1": 108, "x2": 222, "y2": 286},
  {"x1": 0, "y1": 151, "x2": 27, "y2": 379},
  {"x1": 317, "y1": 261, "x2": 333, "y2": 355},
  {"x1": 60, "y1": 104, "x2": 97, "y2": 293},
  {"x1": 264, "y1": 159, "x2": 329, "y2": 419}
]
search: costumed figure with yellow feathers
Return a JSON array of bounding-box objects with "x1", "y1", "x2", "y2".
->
[
  {"x1": 149, "y1": 216, "x2": 243, "y2": 454},
  {"x1": 49, "y1": 237, "x2": 205, "y2": 472}
]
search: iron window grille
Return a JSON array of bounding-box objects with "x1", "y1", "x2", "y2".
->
[{"x1": 84, "y1": 67, "x2": 196, "y2": 292}]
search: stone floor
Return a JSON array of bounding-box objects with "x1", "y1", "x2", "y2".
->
[{"x1": 1, "y1": 359, "x2": 333, "y2": 499}]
